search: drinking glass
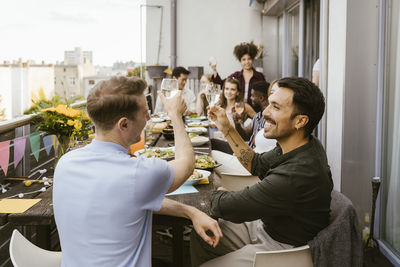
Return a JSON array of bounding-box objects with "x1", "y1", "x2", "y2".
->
[
  {"x1": 205, "y1": 84, "x2": 221, "y2": 106},
  {"x1": 234, "y1": 101, "x2": 245, "y2": 114},
  {"x1": 160, "y1": 78, "x2": 179, "y2": 98}
]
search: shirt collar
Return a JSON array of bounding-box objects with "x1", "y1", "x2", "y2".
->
[{"x1": 88, "y1": 139, "x2": 128, "y2": 154}]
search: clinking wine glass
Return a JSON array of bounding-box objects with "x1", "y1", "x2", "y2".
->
[
  {"x1": 160, "y1": 78, "x2": 179, "y2": 98},
  {"x1": 234, "y1": 101, "x2": 245, "y2": 115},
  {"x1": 205, "y1": 84, "x2": 221, "y2": 107}
]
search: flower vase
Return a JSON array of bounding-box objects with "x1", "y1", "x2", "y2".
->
[{"x1": 54, "y1": 136, "x2": 71, "y2": 168}]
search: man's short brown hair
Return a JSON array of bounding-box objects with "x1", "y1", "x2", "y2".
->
[{"x1": 87, "y1": 76, "x2": 147, "y2": 131}]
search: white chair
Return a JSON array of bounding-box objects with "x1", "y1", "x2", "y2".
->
[
  {"x1": 9, "y1": 229, "x2": 62, "y2": 267},
  {"x1": 253, "y1": 245, "x2": 313, "y2": 267}
]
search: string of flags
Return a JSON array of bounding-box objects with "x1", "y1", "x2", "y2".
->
[{"x1": 0, "y1": 133, "x2": 61, "y2": 176}]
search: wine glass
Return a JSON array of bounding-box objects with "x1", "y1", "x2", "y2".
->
[
  {"x1": 234, "y1": 101, "x2": 245, "y2": 115},
  {"x1": 205, "y1": 84, "x2": 221, "y2": 106},
  {"x1": 160, "y1": 78, "x2": 179, "y2": 99}
]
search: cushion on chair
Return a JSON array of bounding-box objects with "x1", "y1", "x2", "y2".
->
[{"x1": 308, "y1": 190, "x2": 363, "y2": 267}]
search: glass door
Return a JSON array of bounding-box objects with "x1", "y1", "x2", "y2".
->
[{"x1": 381, "y1": 0, "x2": 400, "y2": 260}]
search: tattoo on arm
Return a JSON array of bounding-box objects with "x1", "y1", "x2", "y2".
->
[
  {"x1": 227, "y1": 132, "x2": 239, "y2": 147},
  {"x1": 238, "y1": 148, "x2": 252, "y2": 168}
]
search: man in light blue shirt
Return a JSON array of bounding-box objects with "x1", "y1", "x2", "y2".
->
[{"x1": 53, "y1": 76, "x2": 222, "y2": 267}]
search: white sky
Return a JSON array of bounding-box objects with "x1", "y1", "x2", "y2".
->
[{"x1": 0, "y1": 0, "x2": 144, "y2": 66}]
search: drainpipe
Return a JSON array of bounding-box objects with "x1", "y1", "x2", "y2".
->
[{"x1": 171, "y1": 0, "x2": 177, "y2": 69}]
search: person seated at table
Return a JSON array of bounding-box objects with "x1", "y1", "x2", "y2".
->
[
  {"x1": 53, "y1": 76, "x2": 222, "y2": 267},
  {"x1": 233, "y1": 80, "x2": 278, "y2": 153},
  {"x1": 210, "y1": 41, "x2": 266, "y2": 107},
  {"x1": 191, "y1": 77, "x2": 333, "y2": 267},
  {"x1": 154, "y1": 66, "x2": 197, "y2": 115},
  {"x1": 195, "y1": 74, "x2": 213, "y2": 115},
  {"x1": 210, "y1": 77, "x2": 255, "y2": 154}
]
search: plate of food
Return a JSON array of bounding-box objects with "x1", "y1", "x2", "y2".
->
[
  {"x1": 151, "y1": 117, "x2": 165, "y2": 123},
  {"x1": 186, "y1": 127, "x2": 208, "y2": 134},
  {"x1": 185, "y1": 169, "x2": 211, "y2": 185},
  {"x1": 185, "y1": 114, "x2": 207, "y2": 121},
  {"x1": 189, "y1": 134, "x2": 209, "y2": 146},
  {"x1": 134, "y1": 147, "x2": 175, "y2": 160},
  {"x1": 195, "y1": 155, "x2": 219, "y2": 171},
  {"x1": 187, "y1": 121, "x2": 210, "y2": 127}
]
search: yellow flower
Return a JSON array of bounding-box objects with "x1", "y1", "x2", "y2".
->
[
  {"x1": 67, "y1": 119, "x2": 74, "y2": 126},
  {"x1": 83, "y1": 113, "x2": 90, "y2": 120},
  {"x1": 74, "y1": 120, "x2": 82, "y2": 130}
]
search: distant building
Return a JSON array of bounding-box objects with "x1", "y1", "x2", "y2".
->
[
  {"x1": 0, "y1": 60, "x2": 54, "y2": 119},
  {"x1": 82, "y1": 76, "x2": 108, "y2": 98},
  {"x1": 64, "y1": 47, "x2": 93, "y2": 65},
  {"x1": 54, "y1": 62, "x2": 96, "y2": 98}
]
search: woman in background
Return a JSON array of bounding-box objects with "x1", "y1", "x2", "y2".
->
[
  {"x1": 210, "y1": 77, "x2": 255, "y2": 154},
  {"x1": 210, "y1": 41, "x2": 265, "y2": 107}
]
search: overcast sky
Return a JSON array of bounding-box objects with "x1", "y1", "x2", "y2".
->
[{"x1": 0, "y1": 0, "x2": 143, "y2": 66}]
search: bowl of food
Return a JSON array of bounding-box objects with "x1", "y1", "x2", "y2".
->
[
  {"x1": 184, "y1": 169, "x2": 211, "y2": 185},
  {"x1": 162, "y1": 128, "x2": 174, "y2": 140},
  {"x1": 190, "y1": 135, "x2": 209, "y2": 146},
  {"x1": 195, "y1": 155, "x2": 219, "y2": 171}
]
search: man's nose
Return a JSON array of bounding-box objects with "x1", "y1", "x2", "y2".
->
[{"x1": 262, "y1": 105, "x2": 271, "y2": 118}]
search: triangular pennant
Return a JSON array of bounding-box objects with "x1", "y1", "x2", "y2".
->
[
  {"x1": 42, "y1": 135, "x2": 53, "y2": 156},
  {"x1": 13, "y1": 136, "x2": 27, "y2": 168},
  {"x1": 52, "y1": 135, "x2": 57, "y2": 149},
  {"x1": 29, "y1": 132, "x2": 41, "y2": 162},
  {"x1": 0, "y1": 140, "x2": 11, "y2": 176}
]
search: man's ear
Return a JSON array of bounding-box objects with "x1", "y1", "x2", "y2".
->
[
  {"x1": 117, "y1": 117, "x2": 129, "y2": 131},
  {"x1": 294, "y1": 115, "x2": 309, "y2": 130}
]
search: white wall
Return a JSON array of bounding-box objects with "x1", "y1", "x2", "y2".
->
[
  {"x1": 146, "y1": 0, "x2": 267, "y2": 79},
  {"x1": 28, "y1": 66, "x2": 55, "y2": 100}
]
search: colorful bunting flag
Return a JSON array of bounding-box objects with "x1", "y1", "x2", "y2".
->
[
  {"x1": 29, "y1": 132, "x2": 41, "y2": 162},
  {"x1": 13, "y1": 136, "x2": 27, "y2": 168},
  {"x1": 0, "y1": 140, "x2": 11, "y2": 176},
  {"x1": 42, "y1": 135, "x2": 54, "y2": 156}
]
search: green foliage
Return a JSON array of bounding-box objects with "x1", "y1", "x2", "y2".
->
[
  {"x1": 127, "y1": 65, "x2": 146, "y2": 79},
  {"x1": 24, "y1": 88, "x2": 84, "y2": 115}
]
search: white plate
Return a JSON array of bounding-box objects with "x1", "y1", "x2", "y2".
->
[
  {"x1": 191, "y1": 136, "x2": 210, "y2": 146},
  {"x1": 187, "y1": 121, "x2": 210, "y2": 127},
  {"x1": 184, "y1": 169, "x2": 211, "y2": 185},
  {"x1": 151, "y1": 118, "x2": 165, "y2": 123},
  {"x1": 186, "y1": 127, "x2": 208, "y2": 134},
  {"x1": 134, "y1": 147, "x2": 175, "y2": 160}
]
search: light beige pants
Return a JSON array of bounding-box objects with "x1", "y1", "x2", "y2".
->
[{"x1": 190, "y1": 219, "x2": 293, "y2": 267}]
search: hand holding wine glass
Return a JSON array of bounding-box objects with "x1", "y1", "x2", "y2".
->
[{"x1": 160, "y1": 78, "x2": 179, "y2": 98}]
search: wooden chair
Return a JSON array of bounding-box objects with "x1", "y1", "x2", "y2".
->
[
  {"x1": 9, "y1": 229, "x2": 62, "y2": 267},
  {"x1": 253, "y1": 245, "x2": 313, "y2": 267}
]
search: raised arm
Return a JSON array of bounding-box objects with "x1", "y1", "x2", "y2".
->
[
  {"x1": 208, "y1": 105, "x2": 255, "y2": 172},
  {"x1": 159, "y1": 92, "x2": 195, "y2": 192},
  {"x1": 154, "y1": 198, "x2": 222, "y2": 247}
]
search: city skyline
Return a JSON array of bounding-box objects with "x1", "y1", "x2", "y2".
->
[{"x1": 0, "y1": 0, "x2": 143, "y2": 66}]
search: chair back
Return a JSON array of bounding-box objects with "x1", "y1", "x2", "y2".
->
[
  {"x1": 253, "y1": 245, "x2": 313, "y2": 267},
  {"x1": 9, "y1": 229, "x2": 62, "y2": 267}
]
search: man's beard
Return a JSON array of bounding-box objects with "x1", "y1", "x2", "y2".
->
[{"x1": 252, "y1": 102, "x2": 262, "y2": 112}]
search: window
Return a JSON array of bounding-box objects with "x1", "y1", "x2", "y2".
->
[
  {"x1": 89, "y1": 80, "x2": 95, "y2": 85},
  {"x1": 69, "y1": 77, "x2": 76, "y2": 86},
  {"x1": 381, "y1": 0, "x2": 400, "y2": 259}
]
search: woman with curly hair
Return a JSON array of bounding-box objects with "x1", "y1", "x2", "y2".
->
[{"x1": 210, "y1": 41, "x2": 266, "y2": 107}]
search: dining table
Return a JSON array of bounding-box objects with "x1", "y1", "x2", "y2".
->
[{"x1": 6, "y1": 119, "x2": 219, "y2": 267}]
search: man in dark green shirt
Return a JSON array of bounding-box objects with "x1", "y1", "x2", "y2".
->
[{"x1": 191, "y1": 77, "x2": 333, "y2": 267}]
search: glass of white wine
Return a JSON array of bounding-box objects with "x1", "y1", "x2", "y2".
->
[
  {"x1": 160, "y1": 78, "x2": 179, "y2": 98},
  {"x1": 234, "y1": 101, "x2": 245, "y2": 115},
  {"x1": 205, "y1": 84, "x2": 221, "y2": 107}
]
